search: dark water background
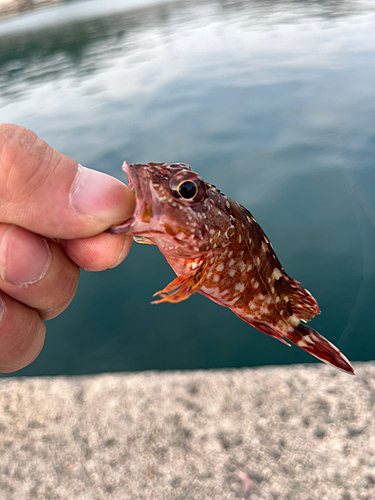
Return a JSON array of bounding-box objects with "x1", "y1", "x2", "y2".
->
[{"x1": 0, "y1": 0, "x2": 375, "y2": 376}]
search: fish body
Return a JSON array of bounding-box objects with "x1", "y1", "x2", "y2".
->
[{"x1": 108, "y1": 162, "x2": 354, "y2": 374}]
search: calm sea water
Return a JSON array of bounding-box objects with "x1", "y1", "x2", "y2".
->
[{"x1": 0, "y1": 0, "x2": 375, "y2": 376}]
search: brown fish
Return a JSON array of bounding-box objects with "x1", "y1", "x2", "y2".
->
[{"x1": 108, "y1": 162, "x2": 354, "y2": 374}]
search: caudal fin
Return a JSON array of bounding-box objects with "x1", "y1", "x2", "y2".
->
[{"x1": 288, "y1": 322, "x2": 354, "y2": 375}]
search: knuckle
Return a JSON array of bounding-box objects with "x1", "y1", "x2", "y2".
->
[{"x1": 0, "y1": 125, "x2": 56, "y2": 206}]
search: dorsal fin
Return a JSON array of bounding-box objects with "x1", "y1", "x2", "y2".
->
[{"x1": 283, "y1": 278, "x2": 321, "y2": 322}]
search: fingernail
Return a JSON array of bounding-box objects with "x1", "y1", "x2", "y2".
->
[
  {"x1": 0, "y1": 226, "x2": 51, "y2": 285},
  {"x1": 0, "y1": 296, "x2": 5, "y2": 325},
  {"x1": 70, "y1": 165, "x2": 127, "y2": 219}
]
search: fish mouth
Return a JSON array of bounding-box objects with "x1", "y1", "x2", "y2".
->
[
  {"x1": 123, "y1": 161, "x2": 137, "y2": 195},
  {"x1": 107, "y1": 162, "x2": 161, "y2": 236}
]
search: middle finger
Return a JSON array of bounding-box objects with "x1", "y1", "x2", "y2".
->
[{"x1": 0, "y1": 224, "x2": 80, "y2": 320}]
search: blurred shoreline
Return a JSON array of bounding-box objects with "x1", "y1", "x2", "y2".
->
[{"x1": 0, "y1": 0, "x2": 63, "y2": 19}]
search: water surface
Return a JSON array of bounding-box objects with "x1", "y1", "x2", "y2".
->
[{"x1": 1, "y1": 0, "x2": 375, "y2": 376}]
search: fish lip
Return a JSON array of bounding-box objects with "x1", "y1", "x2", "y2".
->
[
  {"x1": 123, "y1": 162, "x2": 150, "y2": 201},
  {"x1": 106, "y1": 163, "x2": 141, "y2": 235},
  {"x1": 107, "y1": 217, "x2": 135, "y2": 235},
  {"x1": 107, "y1": 162, "x2": 158, "y2": 236},
  {"x1": 122, "y1": 161, "x2": 137, "y2": 193}
]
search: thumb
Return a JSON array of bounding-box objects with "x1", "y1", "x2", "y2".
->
[{"x1": 0, "y1": 124, "x2": 135, "y2": 239}]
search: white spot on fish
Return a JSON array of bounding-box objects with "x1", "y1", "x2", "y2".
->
[
  {"x1": 248, "y1": 301, "x2": 257, "y2": 310},
  {"x1": 235, "y1": 283, "x2": 245, "y2": 293},
  {"x1": 272, "y1": 268, "x2": 282, "y2": 280},
  {"x1": 253, "y1": 281, "x2": 259, "y2": 289},
  {"x1": 284, "y1": 296, "x2": 289, "y2": 303},
  {"x1": 229, "y1": 259, "x2": 235, "y2": 267},
  {"x1": 239, "y1": 261, "x2": 246, "y2": 272},
  {"x1": 303, "y1": 335, "x2": 315, "y2": 345},
  {"x1": 226, "y1": 296, "x2": 240, "y2": 306},
  {"x1": 289, "y1": 314, "x2": 300, "y2": 327},
  {"x1": 213, "y1": 274, "x2": 220, "y2": 282},
  {"x1": 226, "y1": 201, "x2": 231, "y2": 209},
  {"x1": 216, "y1": 263, "x2": 224, "y2": 272},
  {"x1": 246, "y1": 216, "x2": 251, "y2": 223},
  {"x1": 247, "y1": 264, "x2": 252, "y2": 272},
  {"x1": 297, "y1": 338, "x2": 309, "y2": 348},
  {"x1": 261, "y1": 242, "x2": 268, "y2": 253},
  {"x1": 229, "y1": 269, "x2": 236, "y2": 277},
  {"x1": 194, "y1": 246, "x2": 199, "y2": 252},
  {"x1": 275, "y1": 296, "x2": 280, "y2": 303},
  {"x1": 238, "y1": 234, "x2": 242, "y2": 243},
  {"x1": 228, "y1": 250, "x2": 233, "y2": 258},
  {"x1": 256, "y1": 257, "x2": 260, "y2": 266}
]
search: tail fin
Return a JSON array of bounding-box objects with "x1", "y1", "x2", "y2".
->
[{"x1": 288, "y1": 322, "x2": 354, "y2": 374}]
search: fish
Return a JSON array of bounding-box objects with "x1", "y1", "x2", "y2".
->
[{"x1": 108, "y1": 161, "x2": 354, "y2": 375}]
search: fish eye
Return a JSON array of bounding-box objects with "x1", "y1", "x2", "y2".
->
[
  {"x1": 170, "y1": 172, "x2": 206, "y2": 204},
  {"x1": 177, "y1": 180, "x2": 198, "y2": 199}
]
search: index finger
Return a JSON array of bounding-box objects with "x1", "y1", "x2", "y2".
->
[{"x1": 0, "y1": 124, "x2": 135, "y2": 239}]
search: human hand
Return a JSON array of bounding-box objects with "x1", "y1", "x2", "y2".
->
[{"x1": 0, "y1": 124, "x2": 135, "y2": 372}]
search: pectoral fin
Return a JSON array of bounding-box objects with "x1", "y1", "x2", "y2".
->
[
  {"x1": 133, "y1": 236, "x2": 156, "y2": 245},
  {"x1": 152, "y1": 261, "x2": 210, "y2": 304}
]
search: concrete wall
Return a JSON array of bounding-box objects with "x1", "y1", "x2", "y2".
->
[{"x1": 0, "y1": 362, "x2": 374, "y2": 499}]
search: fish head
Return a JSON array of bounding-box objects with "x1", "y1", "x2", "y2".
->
[{"x1": 109, "y1": 162, "x2": 234, "y2": 257}]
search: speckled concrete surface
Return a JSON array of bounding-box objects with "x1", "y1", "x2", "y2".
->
[{"x1": 0, "y1": 363, "x2": 374, "y2": 500}]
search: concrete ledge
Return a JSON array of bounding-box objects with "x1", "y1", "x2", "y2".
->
[{"x1": 0, "y1": 363, "x2": 374, "y2": 499}]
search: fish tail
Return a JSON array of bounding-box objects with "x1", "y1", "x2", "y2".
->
[{"x1": 288, "y1": 322, "x2": 354, "y2": 375}]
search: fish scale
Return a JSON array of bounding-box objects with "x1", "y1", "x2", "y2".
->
[{"x1": 108, "y1": 161, "x2": 354, "y2": 375}]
